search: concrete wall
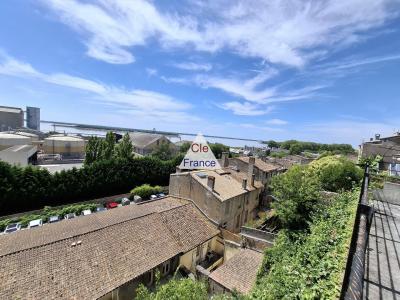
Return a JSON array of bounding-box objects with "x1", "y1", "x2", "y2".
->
[
  {"x1": 373, "y1": 182, "x2": 400, "y2": 205},
  {"x1": 0, "y1": 146, "x2": 37, "y2": 167}
]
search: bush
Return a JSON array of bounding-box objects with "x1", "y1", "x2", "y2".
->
[
  {"x1": 136, "y1": 278, "x2": 208, "y2": 300},
  {"x1": 251, "y1": 190, "x2": 359, "y2": 299},
  {"x1": 307, "y1": 156, "x2": 363, "y2": 192},
  {"x1": 130, "y1": 184, "x2": 163, "y2": 199},
  {"x1": 271, "y1": 165, "x2": 321, "y2": 230}
]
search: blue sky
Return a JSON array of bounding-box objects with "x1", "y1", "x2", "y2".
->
[{"x1": 0, "y1": 0, "x2": 400, "y2": 146}]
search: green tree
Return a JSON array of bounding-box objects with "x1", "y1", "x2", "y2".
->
[
  {"x1": 271, "y1": 165, "x2": 321, "y2": 229},
  {"x1": 152, "y1": 143, "x2": 174, "y2": 160},
  {"x1": 136, "y1": 278, "x2": 208, "y2": 300},
  {"x1": 102, "y1": 132, "x2": 116, "y2": 160},
  {"x1": 307, "y1": 156, "x2": 363, "y2": 192},
  {"x1": 210, "y1": 143, "x2": 229, "y2": 159},
  {"x1": 266, "y1": 140, "x2": 280, "y2": 149},
  {"x1": 115, "y1": 133, "x2": 133, "y2": 160},
  {"x1": 179, "y1": 142, "x2": 191, "y2": 153},
  {"x1": 84, "y1": 136, "x2": 104, "y2": 165}
]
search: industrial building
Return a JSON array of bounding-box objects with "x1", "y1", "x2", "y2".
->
[
  {"x1": 26, "y1": 106, "x2": 40, "y2": 130},
  {"x1": 0, "y1": 132, "x2": 33, "y2": 151},
  {"x1": 0, "y1": 106, "x2": 24, "y2": 131},
  {"x1": 0, "y1": 144, "x2": 37, "y2": 167},
  {"x1": 43, "y1": 134, "x2": 86, "y2": 158}
]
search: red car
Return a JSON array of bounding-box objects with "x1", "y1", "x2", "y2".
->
[{"x1": 106, "y1": 202, "x2": 118, "y2": 209}]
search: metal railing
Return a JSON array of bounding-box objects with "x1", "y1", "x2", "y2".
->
[{"x1": 340, "y1": 166, "x2": 374, "y2": 300}]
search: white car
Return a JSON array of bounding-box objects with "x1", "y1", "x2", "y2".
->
[
  {"x1": 81, "y1": 209, "x2": 92, "y2": 216},
  {"x1": 4, "y1": 223, "x2": 21, "y2": 234},
  {"x1": 150, "y1": 195, "x2": 157, "y2": 200},
  {"x1": 64, "y1": 213, "x2": 76, "y2": 220},
  {"x1": 28, "y1": 219, "x2": 43, "y2": 229}
]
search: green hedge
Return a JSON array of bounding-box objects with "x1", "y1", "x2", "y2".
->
[
  {"x1": 0, "y1": 155, "x2": 183, "y2": 216},
  {"x1": 250, "y1": 190, "x2": 358, "y2": 299},
  {"x1": 130, "y1": 184, "x2": 163, "y2": 199}
]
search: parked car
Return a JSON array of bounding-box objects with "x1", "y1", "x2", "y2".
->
[
  {"x1": 106, "y1": 202, "x2": 118, "y2": 209},
  {"x1": 81, "y1": 209, "x2": 92, "y2": 216},
  {"x1": 121, "y1": 198, "x2": 130, "y2": 206},
  {"x1": 96, "y1": 207, "x2": 107, "y2": 212},
  {"x1": 150, "y1": 195, "x2": 157, "y2": 200},
  {"x1": 64, "y1": 213, "x2": 76, "y2": 220},
  {"x1": 133, "y1": 195, "x2": 142, "y2": 203},
  {"x1": 28, "y1": 219, "x2": 43, "y2": 228},
  {"x1": 156, "y1": 193, "x2": 165, "y2": 198},
  {"x1": 48, "y1": 215, "x2": 60, "y2": 223},
  {"x1": 4, "y1": 223, "x2": 21, "y2": 234}
]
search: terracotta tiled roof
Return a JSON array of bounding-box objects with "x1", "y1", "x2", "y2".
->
[
  {"x1": 209, "y1": 249, "x2": 263, "y2": 294},
  {"x1": 191, "y1": 170, "x2": 262, "y2": 201},
  {"x1": 0, "y1": 197, "x2": 218, "y2": 299},
  {"x1": 236, "y1": 157, "x2": 281, "y2": 172}
]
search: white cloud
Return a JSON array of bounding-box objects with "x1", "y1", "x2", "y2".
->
[
  {"x1": 40, "y1": 0, "x2": 398, "y2": 66},
  {"x1": 146, "y1": 68, "x2": 158, "y2": 77},
  {"x1": 171, "y1": 62, "x2": 212, "y2": 71},
  {"x1": 0, "y1": 55, "x2": 192, "y2": 119},
  {"x1": 265, "y1": 118, "x2": 288, "y2": 125},
  {"x1": 218, "y1": 101, "x2": 273, "y2": 116}
]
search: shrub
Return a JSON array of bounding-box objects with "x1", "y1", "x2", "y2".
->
[
  {"x1": 130, "y1": 184, "x2": 163, "y2": 199},
  {"x1": 250, "y1": 190, "x2": 359, "y2": 299},
  {"x1": 307, "y1": 156, "x2": 363, "y2": 192},
  {"x1": 0, "y1": 155, "x2": 182, "y2": 216}
]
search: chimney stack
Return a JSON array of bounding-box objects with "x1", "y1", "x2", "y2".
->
[
  {"x1": 221, "y1": 152, "x2": 229, "y2": 167},
  {"x1": 207, "y1": 176, "x2": 215, "y2": 190},
  {"x1": 250, "y1": 174, "x2": 255, "y2": 187},
  {"x1": 175, "y1": 166, "x2": 181, "y2": 173},
  {"x1": 248, "y1": 156, "x2": 255, "y2": 182},
  {"x1": 242, "y1": 178, "x2": 248, "y2": 189}
]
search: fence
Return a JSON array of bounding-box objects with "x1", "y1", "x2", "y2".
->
[{"x1": 340, "y1": 166, "x2": 374, "y2": 299}]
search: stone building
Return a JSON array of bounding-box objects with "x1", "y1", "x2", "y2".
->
[
  {"x1": 0, "y1": 197, "x2": 222, "y2": 300},
  {"x1": 220, "y1": 154, "x2": 283, "y2": 188},
  {"x1": 360, "y1": 132, "x2": 400, "y2": 175},
  {"x1": 128, "y1": 132, "x2": 177, "y2": 156},
  {"x1": 169, "y1": 165, "x2": 263, "y2": 233}
]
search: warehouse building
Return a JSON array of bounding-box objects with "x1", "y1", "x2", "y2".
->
[
  {"x1": 0, "y1": 132, "x2": 33, "y2": 151},
  {"x1": 0, "y1": 144, "x2": 37, "y2": 167},
  {"x1": 43, "y1": 134, "x2": 86, "y2": 158},
  {"x1": 0, "y1": 106, "x2": 24, "y2": 131}
]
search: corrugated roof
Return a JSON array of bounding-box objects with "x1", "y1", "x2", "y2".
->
[
  {"x1": 209, "y1": 249, "x2": 263, "y2": 294},
  {"x1": 0, "y1": 144, "x2": 37, "y2": 154},
  {"x1": 45, "y1": 135, "x2": 85, "y2": 142},
  {"x1": 0, "y1": 132, "x2": 31, "y2": 139},
  {"x1": 0, "y1": 197, "x2": 219, "y2": 299}
]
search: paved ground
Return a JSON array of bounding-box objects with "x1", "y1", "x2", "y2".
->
[{"x1": 364, "y1": 200, "x2": 400, "y2": 299}]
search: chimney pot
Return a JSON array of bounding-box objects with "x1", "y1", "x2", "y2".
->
[
  {"x1": 251, "y1": 174, "x2": 255, "y2": 187},
  {"x1": 207, "y1": 176, "x2": 215, "y2": 190},
  {"x1": 248, "y1": 156, "x2": 255, "y2": 183}
]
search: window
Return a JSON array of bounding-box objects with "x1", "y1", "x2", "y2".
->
[
  {"x1": 244, "y1": 210, "x2": 248, "y2": 223},
  {"x1": 225, "y1": 201, "x2": 230, "y2": 214},
  {"x1": 162, "y1": 261, "x2": 170, "y2": 275},
  {"x1": 236, "y1": 214, "x2": 241, "y2": 229}
]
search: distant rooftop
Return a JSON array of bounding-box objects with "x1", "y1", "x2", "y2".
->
[
  {"x1": 0, "y1": 144, "x2": 37, "y2": 154},
  {"x1": 0, "y1": 105, "x2": 23, "y2": 114},
  {"x1": 129, "y1": 132, "x2": 168, "y2": 148}
]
